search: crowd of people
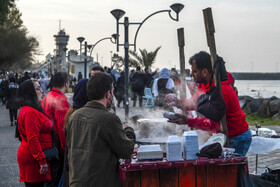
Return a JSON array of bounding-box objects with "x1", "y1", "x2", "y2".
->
[{"x1": 0, "y1": 51, "x2": 251, "y2": 186}]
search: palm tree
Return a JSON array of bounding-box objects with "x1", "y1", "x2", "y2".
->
[
  {"x1": 111, "y1": 53, "x2": 124, "y2": 70},
  {"x1": 129, "y1": 46, "x2": 161, "y2": 69}
]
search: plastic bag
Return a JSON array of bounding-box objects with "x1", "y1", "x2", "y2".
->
[{"x1": 199, "y1": 133, "x2": 226, "y2": 150}]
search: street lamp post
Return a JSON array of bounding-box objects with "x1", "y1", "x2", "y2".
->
[
  {"x1": 110, "y1": 51, "x2": 113, "y2": 68},
  {"x1": 111, "y1": 3, "x2": 184, "y2": 120},
  {"x1": 77, "y1": 36, "x2": 116, "y2": 78},
  {"x1": 89, "y1": 35, "x2": 117, "y2": 58}
]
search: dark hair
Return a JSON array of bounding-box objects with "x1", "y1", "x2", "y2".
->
[
  {"x1": 107, "y1": 68, "x2": 111, "y2": 73},
  {"x1": 189, "y1": 51, "x2": 213, "y2": 74},
  {"x1": 136, "y1": 66, "x2": 141, "y2": 71},
  {"x1": 73, "y1": 79, "x2": 89, "y2": 108},
  {"x1": 17, "y1": 79, "x2": 45, "y2": 114},
  {"x1": 91, "y1": 66, "x2": 104, "y2": 72},
  {"x1": 9, "y1": 76, "x2": 16, "y2": 83},
  {"x1": 86, "y1": 72, "x2": 113, "y2": 100},
  {"x1": 53, "y1": 72, "x2": 68, "y2": 88}
]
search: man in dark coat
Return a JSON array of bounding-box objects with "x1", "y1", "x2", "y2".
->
[
  {"x1": 66, "y1": 72, "x2": 135, "y2": 186},
  {"x1": 0, "y1": 77, "x2": 9, "y2": 105},
  {"x1": 19, "y1": 72, "x2": 30, "y2": 85},
  {"x1": 131, "y1": 66, "x2": 146, "y2": 107},
  {"x1": 6, "y1": 77, "x2": 20, "y2": 126}
]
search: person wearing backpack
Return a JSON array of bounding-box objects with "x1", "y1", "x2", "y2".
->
[
  {"x1": 131, "y1": 66, "x2": 146, "y2": 107},
  {"x1": 152, "y1": 68, "x2": 175, "y2": 107},
  {"x1": 6, "y1": 77, "x2": 20, "y2": 126}
]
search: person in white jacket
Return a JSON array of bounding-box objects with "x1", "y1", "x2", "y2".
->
[{"x1": 152, "y1": 68, "x2": 174, "y2": 107}]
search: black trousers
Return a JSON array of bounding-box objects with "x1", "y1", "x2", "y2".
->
[
  {"x1": 9, "y1": 109, "x2": 18, "y2": 122},
  {"x1": 46, "y1": 152, "x2": 64, "y2": 187},
  {"x1": 24, "y1": 181, "x2": 45, "y2": 187}
]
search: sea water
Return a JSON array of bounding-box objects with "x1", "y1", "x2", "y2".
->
[{"x1": 235, "y1": 80, "x2": 280, "y2": 98}]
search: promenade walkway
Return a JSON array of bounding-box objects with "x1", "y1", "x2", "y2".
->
[
  {"x1": 0, "y1": 105, "x2": 23, "y2": 186},
  {"x1": 0, "y1": 104, "x2": 279, "y2": 186}
]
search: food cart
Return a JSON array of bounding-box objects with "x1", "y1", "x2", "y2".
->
[{"x1": 120, "y1": 156, "x2": 248, "y2": 187}]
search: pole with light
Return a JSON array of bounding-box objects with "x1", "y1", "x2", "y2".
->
[
  {"x1": 77, "y1": 35, "x2": 116, "y2": 78},
  {"x1": 111, "y1": 3, "x2": 184, "y2": 120},
  {"x1": 77, "y1": 37, "x2": 87, "y2": 78},
  {"x1": 88, "y1": 34, "x2": 117, "y2": 58}
]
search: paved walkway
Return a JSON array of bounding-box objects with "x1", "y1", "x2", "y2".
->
[
  {"x1": 0, "y1": 104, "x2": 279, "y2": 186},
  {"x1": 0, "y1": 105, "x2": 23, "y2": 187}
]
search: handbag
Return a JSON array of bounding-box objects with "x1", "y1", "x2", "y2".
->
[
  {"x1": 18, "y1": 122, "x2": 59, "y2": 162},
  {"x1": 197, "y1": 86, "x2": 226, "y2": 122}
]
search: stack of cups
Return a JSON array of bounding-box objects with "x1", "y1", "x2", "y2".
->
[
  {"x1": 183, "y1": 131, "x2": 199, "y2": 160},
  {"x1": 166, "y1": 135, "x2": 182, "y2": 161}
]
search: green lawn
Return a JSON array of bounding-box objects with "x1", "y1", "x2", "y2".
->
[{"x1": 245, "y1": 113, "x2": 280, "y2": 126}]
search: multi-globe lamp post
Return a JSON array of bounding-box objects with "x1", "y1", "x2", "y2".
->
[
  {"x1": 76, "y1": 35, "x2": 117, "y2": 78},
  {"x1": 110, "y1": 3, "x2": 184, "y2": 120}
]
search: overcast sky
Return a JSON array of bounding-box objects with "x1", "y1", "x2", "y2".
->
[{"x1": 17, "y1": 0, "x2": 280, "y2": 72}]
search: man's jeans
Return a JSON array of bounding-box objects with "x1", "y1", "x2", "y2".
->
[{"x1": 229, "y1": 129, "x2": 252, "y2": 156}]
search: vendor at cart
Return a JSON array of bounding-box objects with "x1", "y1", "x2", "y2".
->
[{"x1": 168, "y1": 51, "x2": 252, "y2": 156}]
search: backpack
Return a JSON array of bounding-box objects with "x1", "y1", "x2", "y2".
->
[{"x1": 132, "y1": 75, "x2": 145, "y2": 92}]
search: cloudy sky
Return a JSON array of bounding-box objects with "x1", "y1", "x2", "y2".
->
[{"x1": 17, "y1": 0, "x2": 280, "y2": 72}]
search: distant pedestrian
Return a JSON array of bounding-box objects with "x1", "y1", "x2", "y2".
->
[
  {"x1": 115, "y1": 71, "x2": 125, "y2": 107},
  {"x1": 41, "y1": 72, "x2": 70, "y2": 187},
  {"x1": 38, "y1": 75, "x2": 49, "y2": 96},
  {"x1": 0, "y1": 76, "x2": 9, "y2": 105},
  {"x1": 131, "y1": 66, "x2": 146, "y2": 107},
  {"x1": 144, "y1": 68, "x2": 157, "y2": 88},
  {"x1": 17, "y1": 79, "x2": 52, "y2": 187},
  {"x1": 6, "y1": 77, "x2": 20, "y2": 126},
  {"x1": 152, "y1": 68, "x2": 174, "y2": 107},
  {"x1": 78, "y1": 72, "x2": 82, "y2": 81},
  {"x1": 19, "y1": 72, "x2": 30, "y2": 85}
]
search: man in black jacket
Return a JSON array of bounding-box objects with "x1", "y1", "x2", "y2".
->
[{"x1": 131, "y1": 66, "x2": 146, "y2": 107}]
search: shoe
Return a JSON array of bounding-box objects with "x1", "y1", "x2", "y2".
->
[{"x1": 10, "y1": 122, "x2": 13, "y2": 126}]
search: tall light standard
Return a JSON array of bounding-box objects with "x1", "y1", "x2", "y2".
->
[
  {"x1": 110, "y1": 51, "x2": 113, "y2": 68},
  {"x1": 77, "y1": 35, "x2": 116, "y2": 78},
  {"x1": 88, "y1": 34, "x2": 117, "y2": 58},
  {"x1": 111, "y1": 3, "x2": 184, "y2": 119},
  {"x1": 77, "y1": 37, "x2": 87, "y2": 78}
]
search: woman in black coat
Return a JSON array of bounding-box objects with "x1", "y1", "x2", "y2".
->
[{"x1": 6, "y1": 77, "x2": 20, "y2": 126}]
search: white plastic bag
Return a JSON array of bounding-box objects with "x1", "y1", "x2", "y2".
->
[{"x1": 199, "y1": 133, "x2": 226, "y2": 150}]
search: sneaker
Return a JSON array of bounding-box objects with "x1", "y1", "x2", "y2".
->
[{"x1": 10, "y1": 122, "x2": 13, "y2": 126}]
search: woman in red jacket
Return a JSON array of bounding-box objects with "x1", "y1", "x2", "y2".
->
[{"x1": 17, "y1": 79, "x2": 53, "y2": 187}]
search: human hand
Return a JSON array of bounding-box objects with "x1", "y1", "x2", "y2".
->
[
  {"x1": 39, "y1": 164, "x2": 48, "y2": 175},
  {"x1": 122, "y1": 124, "x2": 129, "y2": 129},
  {"x1": 168, "y1": 113, "x2": 188, "y2": 124}
]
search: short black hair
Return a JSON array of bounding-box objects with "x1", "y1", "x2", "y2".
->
[
  {"x1": 53, "y1": 72, "x2": 68, "y2": 88},
  {"x1": 189, "y1": 51, "x2": 213, "y2": 74},
  {"x1": 91, "y1": 66, "x2": 104, "y2": 72},
  {"x1": 86, "y1": 72, "x2": 113, "y2": 100},
  {"x1": 136, "y1": 66, "x2": 141, "y2": 71}
]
